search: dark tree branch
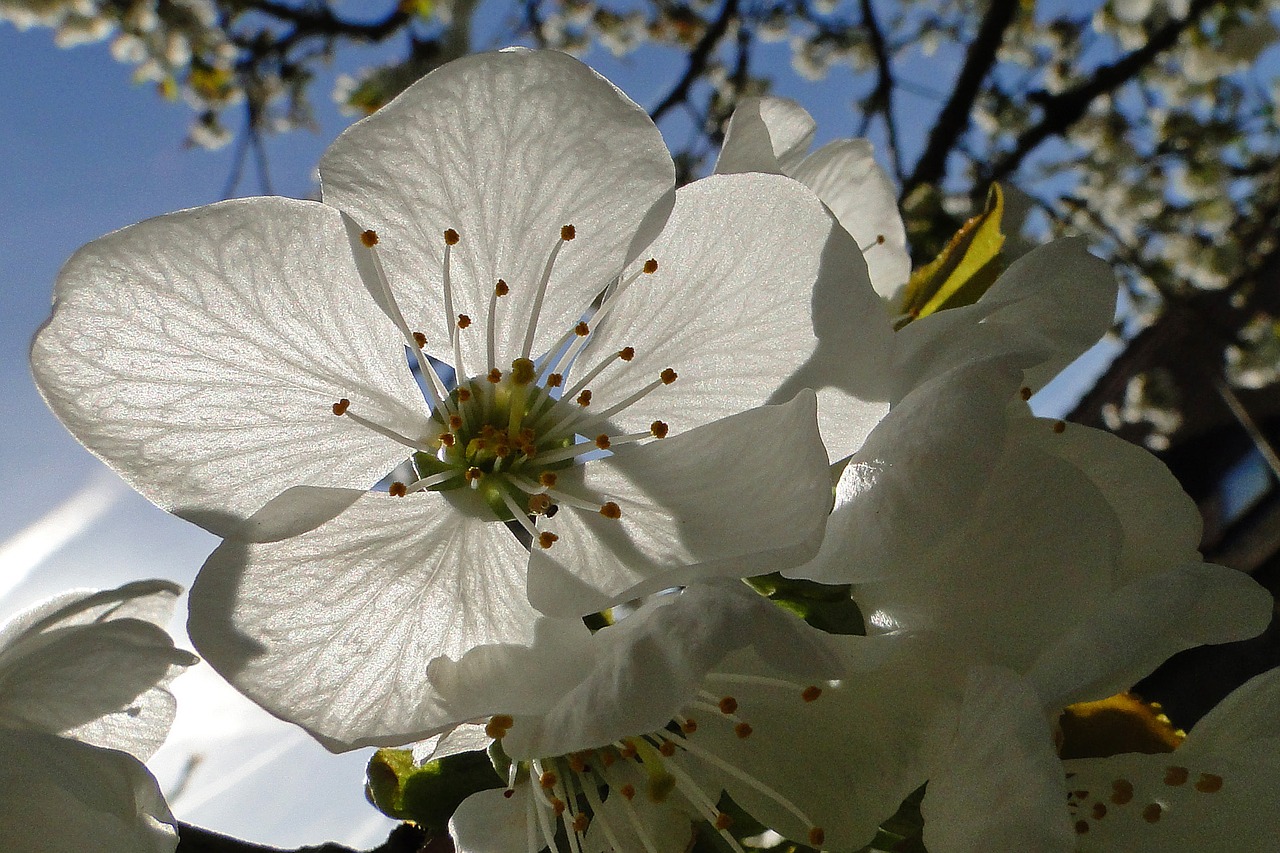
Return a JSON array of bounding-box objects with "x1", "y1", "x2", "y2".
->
[
  {"x1": 177, "y1": 822, "x2": 430, "y2": 853},
  {"x1": 650, "y1": 0, "x2": 741, "y2": 123},
  {"x1": 980, "y1": 0, "x2": 1221, "y2": 184},
  {"x1": 858, "y1": 0, "x2": 904, "y2": 183},
  {"x1": 902, "y1": 0, "x2": 1020, "y2": 197}
]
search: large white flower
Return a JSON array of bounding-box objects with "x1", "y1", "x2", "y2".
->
[
  {"x1": 0, "y1": 581, "x2": 196, "y2": 852},
  {"x1": 440, "y1": 581, "x2": 948, "y2": 853},
  {"x1": 33, "y1": 49, "x2": 883, "y2": 749}
]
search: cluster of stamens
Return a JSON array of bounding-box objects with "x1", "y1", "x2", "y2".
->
[
  {"x1": 1066, "y1": 765, "x2": 1225, "y2": 836},
  {"x1": 335, "y1": 223, "x2": 681, "y2": 547},
  {"x1": 486, "y1": 673, "x2": 829, "y2": 853}
]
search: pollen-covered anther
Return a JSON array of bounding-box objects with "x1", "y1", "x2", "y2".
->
[
  {"x1": 511, "y1": 358, "x2": 537, "y2": 385},
  {"x1": 619, "y1": 783, "x2": 636, "y2": 801},
  {"x1": 487, "y1": 368, "x2": 502, "y2": 383},
  {"x1": 465, "y1": 467, "x2": 483, "y2": 484},
  {"x1": 1142, "y1": 803, "x2": 1162, "y2": 823},
  {"x1": 1196, "y1": 773, "x2": 1224, "y2": 793},
  {"x1": 572, "y1": 813, "x2": 589, "y2": 834},
  {"x1": 660, "y1": 368, "x2": 678, "y2": 385},
  {"x1": 568, "y1": 753, "x2": 587, "y2": 773},
  {"x1": 412, "y1": 331, "x2": 427, "y2": 348},
  {"x1": 529, "y1": 494, "x2": 552, "y2": 515},
  {"x1": 539, "y1": 771, "x2": 558, "y2": 789},
  {"x1": 659, "y1": 741, "x2": 677, "y2": 757},
  {"x1": 714, "y1": 813, "x2": 733, "y2": 830},
  {"x1": 577, "y1": 390, "x2": 592, "y2": 407},
  {"x1": 388, "y1": 482, "x2": 408, "y2": 497},
  {"x1": 495, "y1": 279, "x2": 509, "y2": 297},
  {"x1": 718, "y1": 696, "x2": 738, "y2": 715},
  {"x1": 802, "y1": 685, "x2": 822, "y2": 702},
  {"x1": 1091, "y1": 803, "x2": 1107, "y2": 819},
  {"x1": 575, "y1": 321, "x2": 590, "y2": 336},
  {"x1": 1111, "y1": 779, "x2": 1134, "y2": 805},
  {"x1": 619, "y1": 740, "x2": 637, "y2": 760},
  {"x1": 613, "y1": 347, "x2": 636, "y2": 363},
  {"x1": 1053, "y1": 420, "x2": 1067, "y2": 434},
  {"x1": 443, "y1": 228, "x2": 460, "y2": 245},
  {"x1": 643, "y1": 258, "x2": 658, "y2": 274},
  {"x1": 547, "y1": 373, "x2": 563, "y2": 388},
  {"x1": 359, "y1": 229, "x2": 379, "y2": 247},
  {"x1": 1020, "y1": 386, "x2": 1032, "y2": 401},
  {"x1": 449, "y1": 414, "x2": 463, "y2": 430},
  {"x1": 551, "y1": 797, "x2": 566, "y2": 816},
  {"x1": 807, "y1": 827, "x2": 825, "y2": 847},
  {"x1": 457, "y1": 314, "x2": 472, "y2": 329},
  {"x1": 595, "y1": 434, "x2": 612, "y2": 450},
  {"x1": 439, "y1": 433, "x2": 455, "y2": 447},
  {"x1": 456, "y1": 388, "x2": 472, "y2": 403},
  {"x1": 560, "y1": 224, "x2": 576, "y2": 241},
  {"x1": 600, "y1": 501, "x2": 622, "y2": 519},
  {"x1": 734, "y1": 722, "x2": 753, "y2": 739},
  {"x1": 484, "y1": 714, "x2": 514, "y2": 739},
  {"x1": 540, "y1": 472, "x2": 558, "y2": 487},
  {"x1": 650, "y1": 420, "x2": 669, "y2": 439},
  {"x1": 502, "y1": 789, "x2": 514, "y2": 799},
  {"x1": 681, "y1": 718, "x2": 697, "y2": 734},
  {"x1": 1165, "y1": 766, "x2": 1189, "y2": 786},
  {"x1": 538, "y1": 531, "x2": 559, "y2": 549},
  {"x1": 332, "y1": 398, "x2": 350, "y2": 416}
]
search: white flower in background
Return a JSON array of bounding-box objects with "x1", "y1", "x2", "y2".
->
[
  {"x1": 32, "y1": 49, "x2": 886, "y2": 750},
  {"x1": 439, "y1": 581, "x2": 948, "y2": 853},
  {"x1": 0, "y1": 581, "x2": 197, "y2": 852}
]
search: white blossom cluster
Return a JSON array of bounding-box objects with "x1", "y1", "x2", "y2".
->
[{"x1": 17, "y1": 48, "x2": 1280, "y2": 852}]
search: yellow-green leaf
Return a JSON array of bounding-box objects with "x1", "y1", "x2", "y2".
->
[
  {"x1": 900, "y1": 183, "x2": 1006, "y2": 325},
  {"x1": 365, "y1": 747, "x2": 504, "y2": 833}
]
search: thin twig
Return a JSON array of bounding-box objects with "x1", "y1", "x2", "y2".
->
[{"x1": 650, "y1": 0, "x2": 741, "y2": 123}]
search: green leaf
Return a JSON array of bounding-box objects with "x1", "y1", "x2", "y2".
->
[
  {"x1": 899, "y1": 184, "x2": 1006, "y2": 326},
  {"x1": 747, "y1": 573, "x2": 865, "y2": 635},
  {"x1": 365, "y1": 747, "x2": 504, "y2": 834}
]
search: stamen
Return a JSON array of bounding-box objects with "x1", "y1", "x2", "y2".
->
[
  {"x1": 388, "y1": 482, "x2": 408, "y2": 497},
  {"x1": 718, "y1": 696, "x2": 739, "y2": 715},
  {"x1": 648, "y1": 737, "x2": 748, "y2": 853},
  {"x1": 600, "y1": 501, "x2": 622, "y2": 519},
  {"x1": 335, "y1": 405, "x2": 433, "y2": 451},
  {"x1": 563, "y1": 347, "x2": 636, "y2": 404},
  {"x1": 457, "y1": 314, "x2": 472, "y2": 329},
  {"x1": 499, "y1": 491, "x2": 540, "y2": 541},
  {"x1": 405, "y1": 469, "x2": 463, "y2": 492},
  {"x1": 585, "y1": 373, "x2": 678, "y2": 425},
  {"x1": 579, "y1": 772, "x2": 627, "y2": 853},
  {"x1": 522, "y1": 225, "x2": 575, "y2": 360},
  {"x1": 487, "y1": 279, "x2": 508, "y2": 372},
  {"x1": 538, "y1": 531, "x2": 559, "y2": 549},
  {"x1": 674, "y1": 736, "x2": 818, "y2": 834},
  {"x1": 442, "y1": 230, "x2": 466, "y2": 380}
]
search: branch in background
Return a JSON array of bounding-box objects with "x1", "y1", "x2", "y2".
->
[
  {"x1": 176, "y1": 822, "x2": 432, "y2": 853},
  {"x1": 981, "y1": 0, "x2": 1220, "y2": 184},
  {"x1": 857, "y1": 0, "x2": 904, "y2": 182},
  {"x1": 902, "y1": 0, "x2": 1019, "y2": 197},
  {"x1": 650, "y1": 0, "x2": 741, "y2": 123}
]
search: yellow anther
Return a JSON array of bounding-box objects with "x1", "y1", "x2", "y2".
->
[
  {"x1": 714, "y1": 813, "x2": 733, "y2": 830},
  {"x1": 551, "y1": 797, "x2": 566, "y2": 816},
  {"x1": 576, "y1": 390, "x2": 592, "y2": 407},
  {"x1": 412, "y1": 331, "x2": 427, "y2": 348},
  {"x1": 1165, "y1": 766, "x2": 1189, "y2": 786},
  {"x1": 529, "y1": 494, "x2": 552, "y2": 514},
  {"x1": 1053, "y1": 420, "x2": 1067, "y2": 434},
  {"x1": 718, "y1": 696, "x2": 738, "y2": 715},
  {"x1": 568, "y1": 754, "x2": 587, "y2": 774},
  {"x1": 681, "y1": 718, "x2": 697, "y2": 734},
  {"x1": 547, "y1": 373, "x2": 563, "y2": 388},
  {"x1": 495, "y1": 279, "x2": 509, "y2": 296},
  {"x1": 659, "y1": 741, "x2": 676, "y2": 757},
  {"x1": 388, "y1": 482, "x2": 408, "y2": 497},
  {"x1": 540, "y1": 472, "x2": 558, "y2": 487},
  {"x1": 444, "y1": 228, "x2": 460, "y2": 245},
  {"x1": 574, "y1": 321, "x2": 590, "y2": 336},
  {"x1": 619, "y1": 783, "x2": 636, "y2": 800},
  {"x1": 734, "y1": 722, "x2": 753, "y2": 739},
  {"x1": 595, "y1": 434, "x2": 611, "y2": 450},
  {"x1": 619, "y1": 740, "x2": 637, "y2": 759},
  {"x1": 802, "y1": 685, "x2": 822, "y2": 702},
  {"x1": 457, "y1": 388, "x2": 472, "y2": 403},
  {"x1": 808, "y1": 827, "x2": 825, "y2": 847},
  {"x1": 484, "y1": 714, "x2": 514, "y2": 739},
  {"x1": 332, "y1": 398, "x2": 351, "y2": 416},
  {"x1": 439, "y1": 433, "x2": 455, "y2": 447},
  {"x1": 599, "y1": 501, "x2": 621, "y2": 519},
  {"x1": 538, "y1": 531, "x2": 559, "y2": 549},
  {"x1": 643, "y1": 258, "x2": 658, "y2": 274},
  {"x1": 1196, "y1": 773, "x2": 1224, "y2": 793},
  {"x1": 511, "y1": 357, "x2": 537, "y2": 385},
  {"x1": 360, "y1": 229, "x2": 379, "y2": 247},
  {"x1": 650, "y1": 420, "x2": 669, "y2": 439},
  {"x1": 457, "y1": 314, "x2": 472, "y2": 329},
  {"x1": 619, "y1": 346, "x2": 635, "y2": 361},
  {"x1": 488, "y1": 368, "x2": 503, "y2": 384},
  {"x1": 660, "y1": 368, "x2": 678, "y2": 385},
  {"x1": 539, "y1": 771, "x2": 558, "y2": 789},
  {"x1": 1110, "y1": 779, "x2": 1134, "y2": 805},
  {"x1": 1142, "y1": 803, "x2": 1162, "y2": 823},
  {"x1": 572, "y1": 814, "x2": 589, "y2": 834},
  {"x1": 465, "y1": 467, "x2": 483, "y2": 483},
  {"x1": 449, "y1": 414, "x2": 463, "y2": 430},
  {"x1": 560, "y1": 224, "x2": 576, "y2": 241}
]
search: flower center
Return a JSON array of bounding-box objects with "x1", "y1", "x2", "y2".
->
[{"x1": 334, "y1": 223, "x2": 675, "y2": 547}]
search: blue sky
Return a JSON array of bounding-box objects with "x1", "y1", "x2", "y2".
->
[{"x1": 0, "y1": 14, "x2": 1113, "y2": 847}]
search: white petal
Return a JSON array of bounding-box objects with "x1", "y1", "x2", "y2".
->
[
  {"x1": 1181, "y1": 665, "x2": 1280, "y2": 766},
  {"x1": 504, "y1": 580, "x2": 841, "y2": 759},
  {"x1": 582, "y1": 172, "x2": 893, "y2": 452},
  {"x1": 1027, "y1": 562, "x2": 1273, "y2": 710},
  {"x1": 689, "y1": 634, "x2": 948, "y2": 851},
  {"x1": 800, "y1": 358, "x2": 1022, "y2": 585},
  {"x1": 586, "y1": 760, "x2": 697, "y2": 853},
  {"x1": 790, "y1": 139, "x2": 910, "y2": 302},
  {"x1": 320, "y1": 49, "x2": 675, "y2": 375},
  {"x1": 1016, "y1": 417, "x2": 1202, "y2": 580},
  {"x1": 713, "y1": 96, "x2": 816, "y2": 175},
  {"x1": 450, "y1": 787, "x2": 531, "y2": 853},
  {"x1": 31, "y1": 197, "x2": 427, "y2": 535},
  {"x1": 0, "y1": 730, "x2": 177, "y2": 853},
  {"x1": 0, "y1": 580, "x2": 182, "y2": 648},
  {"x1": 411, "y1": 722, "x2": 493, "y2": 764},
  {"x1": 922, "y1": 667, "x2": 1073, "y2": 853},
  {"x1": 188, "y1": 488, "x2": 589, "y2": 750},
  {"x1": 527, "y1": 392, "x2": 831, "y2": 616},
  {"x1": 1063, "y1": 751, "x2": 1280, "y2": 850}
]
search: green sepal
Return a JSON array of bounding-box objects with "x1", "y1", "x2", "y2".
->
[
  {"x1": 365, "y1": 747, "x2": 504, "y2": 835},
  {"x1": 899, "y1": 183, "x2": 1006, "y2": 327},
  {"x1": 747, "y1": 573, "x2": 865, "y2": 636}
]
